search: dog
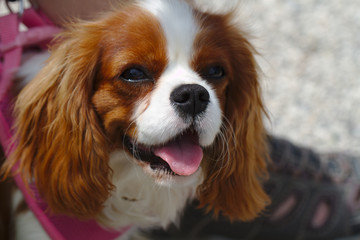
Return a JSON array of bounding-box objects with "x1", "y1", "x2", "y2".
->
[{"x1": 1, "y1": 0, "x2": 269, "y2": 238}]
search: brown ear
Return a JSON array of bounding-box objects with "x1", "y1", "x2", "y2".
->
[
  {"x1": 198, "y1": 31, "x2": 270, "y2": 221},
  {"x1": 2, "y1": 23, "x2": 113, "y2": 218}
]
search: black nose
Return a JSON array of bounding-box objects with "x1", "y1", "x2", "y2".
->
[{"x1": 170, "y1": 84, "x2": 210, "y2": 118}]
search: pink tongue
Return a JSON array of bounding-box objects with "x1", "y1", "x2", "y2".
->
[{"x1": 153, "y1": 133, "x2": 203, "y2": 176}]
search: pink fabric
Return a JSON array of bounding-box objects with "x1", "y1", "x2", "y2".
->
[
  {"x1": 0, "y1": 13, "x2": 21, "y2": 102},
  {"x1": 0, "y1": 9, "x2": 130, "y2": 240},
  {"x1": 22, "y1": 8, "x2": 56, "y2": 28},
  {"x1": 0, "y1": 26, "x2": 60, "y2": 53}
]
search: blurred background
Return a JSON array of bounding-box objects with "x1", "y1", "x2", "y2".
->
[
  {"x1": 1, "y1": 0, "x2": 360, "y2": 156},
  {"x1": 247, "y1": 0, "x2": 360, "y2": 156}
]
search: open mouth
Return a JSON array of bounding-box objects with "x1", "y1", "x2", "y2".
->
[{"x1": 124, "y1": 130, "x2": 203, "y2": 176}]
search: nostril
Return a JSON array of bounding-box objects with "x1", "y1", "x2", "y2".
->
[
  {"x1": 170, "y1": 84, "x2": 210, "y2": 118},
  {"x1": 172, "y1": 91, "x2": 190, "y2": 104}
]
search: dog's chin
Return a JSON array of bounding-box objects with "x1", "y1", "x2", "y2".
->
[
  {"x1": 123, "y1": 128, "x2": 205, "y2": 186},
  {"x1": 139, "y1": 162, "x2": 203, "y2": 187}
]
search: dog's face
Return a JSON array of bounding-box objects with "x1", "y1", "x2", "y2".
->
[
  {"x1": 92, "y1": 2, "x2": 226, "y2": 182},
  {"x1": 6, "y1": 0, "x2": 269, "y2": 225}
]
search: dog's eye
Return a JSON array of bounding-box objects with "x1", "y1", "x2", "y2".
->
[
  {"x1": 120, "y1": 68, "x2": 150, "y2": 82},
  {"x1": 203, "y1": 66, "x2": 225, "y2": 80}
]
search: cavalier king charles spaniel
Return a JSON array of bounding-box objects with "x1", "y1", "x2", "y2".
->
[{"x1": 3, "y1": 0, "x2": 269, "y2": 237}]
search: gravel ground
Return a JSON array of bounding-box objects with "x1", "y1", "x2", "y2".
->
[{"x1": 245, "y1": 0, "x2": 360, "y2": 155}]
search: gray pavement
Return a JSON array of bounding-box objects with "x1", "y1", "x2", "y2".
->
[{"x1": 246, "y1": 0, "x2": 360, "y2": 155}]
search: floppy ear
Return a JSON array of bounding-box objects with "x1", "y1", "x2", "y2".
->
[
  {"x1": 2, "y1": 23, "x2": 113, "y2": 218},
  {"x1": 198, "y1": 28, "x2": 270, "y2": 221}
]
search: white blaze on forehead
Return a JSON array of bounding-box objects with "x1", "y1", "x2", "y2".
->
[{"x1": 139, "y1": 0, "x2": 199, "y2": 64}]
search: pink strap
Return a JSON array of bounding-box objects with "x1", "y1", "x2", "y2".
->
[
  {"x1": 0, "y1": 9, "x2": 130, "y2": 240},
  {"x1": 0, "y1": 9, "x2": 58, "y2": 102},
  {"x1": 0, "y1": 11, "x2": 67, "y2": 240},
  {"x1": 0, "y1": 26, "x2": 60, "y2": 53},
  {"x1": 22, "y1": 8, "x2": 56, "y2": 28},
  {"x1": 0, "y1": 13, "x2": 21, "y2": 102}
]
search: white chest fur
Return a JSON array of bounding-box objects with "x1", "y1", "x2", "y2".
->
[{"x1": 96, "y1": 151, "x2": 203, "y2": 230}]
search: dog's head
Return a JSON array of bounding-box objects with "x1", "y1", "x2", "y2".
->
[{"x1": 5, "y1": 0, "x2": 269, "y2": 222}]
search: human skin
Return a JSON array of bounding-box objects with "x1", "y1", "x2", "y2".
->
[{"x1": 29, "y1": 0, "x2": 122, "y2": 26}]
